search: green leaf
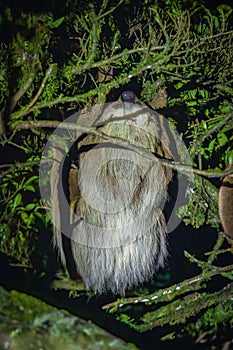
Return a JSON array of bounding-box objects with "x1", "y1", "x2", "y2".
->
[
  {"x1": 24, "y1": 185, "x2": 35, "y2": 192},
  {"x1": 13, "y1": 193, "x2": 22, "y2": 208},
  {"x1": 208, "y1": 139, "x2": 216, "y2": 152},
  {"x1": 20, "y1": 212, "x2": 28, "y2": 223},
  {"x1": 24, "y1": 176, "x2": 38, "y2": 185},
  {"x1": 188, "y1": 89, "x2": 197, "y2": 99},
  {"x1": 35, "y1": 212, "x2": 42, "y2": 219},
  {"x1": 226, "y1": 150, "x2": 233, "y2": 165},
  {"x1": 221, "y1": 271, "x2": 233, "y2": 280},
  {"x1": 25, "y1": 203, "x2": 36, "y2": 211},
  {"x1": 217, "y1": 4, "x2": 232, "y2": 12},
  {"x1": 50, "y1": 17, "x2": 65, "y2": 29},
  {"x1": 217, "y1": 133, "x2": 228, "y2": 147},
  {"x1": 174, "y1": 82, "x2": 184, "y2": 89},
  {"x1": 199, "y1": 89, "x2": 208, "y2": 99},
  {"x1": 217, "y1": 4, "x2": 233, "y2": 19},
  {"x1": 201, "y1": 120, "x2": 207, "y2": 130}
]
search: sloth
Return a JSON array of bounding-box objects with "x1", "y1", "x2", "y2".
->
[
  {"x1": 50, "y1": 91, "x2": 182, "y2": 295},
  {"x1": 219, "y1": 165, "x2": 233, "y2": 239}
]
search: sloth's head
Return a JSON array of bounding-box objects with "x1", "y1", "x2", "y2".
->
[{"x1": 121, "y1": 90, "x2": 137, "y2": 103}]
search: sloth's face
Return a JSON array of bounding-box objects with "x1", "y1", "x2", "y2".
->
[{"x1": 121, "y1": 90, "x2": 137, "y2": 103}]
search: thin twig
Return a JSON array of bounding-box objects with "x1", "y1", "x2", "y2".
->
[
  {"x1": 10, "y1": 71, "x2": 36, "y2": 112},
  {"x1": 24, "y1": 64, "x2": 56, "y2": 112},
  {"x1": 98, "y1": 0, "x2": 124, "y2": 20},
  {"x1": 196, "y1": 111, "x2": 233, "y2": 145},
  {"x1": 0, "y1": 160, "x2": 40, "y2": 180},
  {"x1": 72, "y1": 45, "x2": 166, "y2": 73}
]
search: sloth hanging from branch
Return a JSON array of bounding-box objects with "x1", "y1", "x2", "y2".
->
[{"x1": 40, "y1": 91, "x2": 193, "y2": 295}]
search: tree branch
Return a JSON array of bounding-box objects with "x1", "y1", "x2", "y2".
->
[
  {"x1": 12, "y1": 120, "x2": 233, "y2": 178},
  {"x1": 10, "y1": 71, "x2": 36, "y2": 112},
  {"x1": 102, "y1": 262, "x2": 233, "y2": 312},
  {"x1": 24, "y1": 64, "x2": 56, "y2": 113}
]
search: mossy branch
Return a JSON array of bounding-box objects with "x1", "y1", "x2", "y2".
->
[
  {"x1": 103, "y1": 260, "x2": 233, "y2": 332},
  {"x1": 103, "y1": 259, "x2": 233, "y2": 310},
  {"x1": 138, "y1": 282, "x2": 233, "y2": 332}
]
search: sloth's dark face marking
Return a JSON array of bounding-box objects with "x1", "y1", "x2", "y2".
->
[{"x1": 121, "y1": 90, "x2": 137, "y2": 103}]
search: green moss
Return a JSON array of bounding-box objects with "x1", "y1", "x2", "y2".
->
[{"x1": 0, "y1": 287, "x2": 56, "y2": 323}]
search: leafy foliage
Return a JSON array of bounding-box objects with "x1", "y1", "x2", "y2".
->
[{"x1": 0, "y1": 0, "x2": 232, "y2": 348}]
